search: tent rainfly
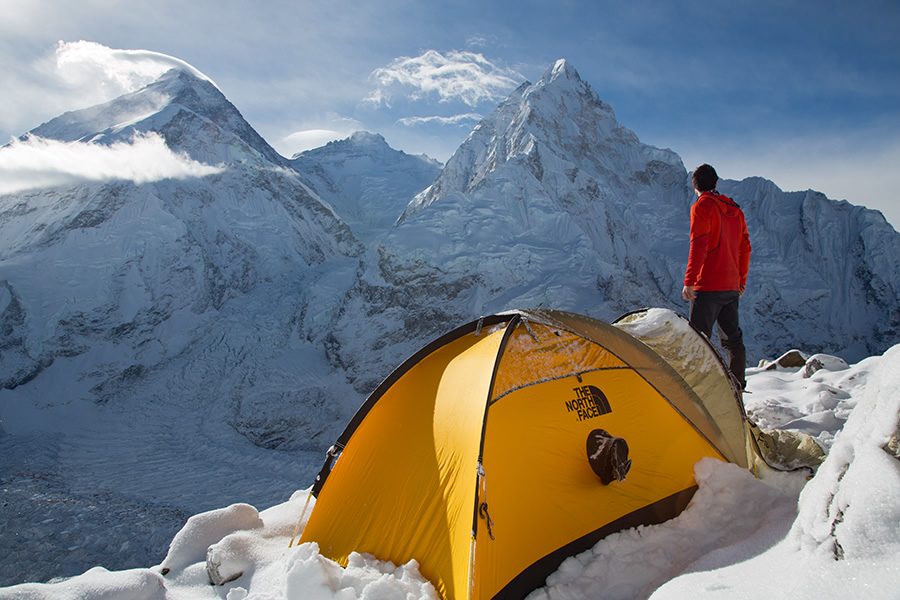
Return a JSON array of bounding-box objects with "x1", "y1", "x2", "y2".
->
[{"x1": 296, "y1": 308, "x2": 814, "y2": 600}]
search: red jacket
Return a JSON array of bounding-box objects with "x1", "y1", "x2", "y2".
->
[{"x1": 684, "y1": 191, "x2": 751, "y2": 291}]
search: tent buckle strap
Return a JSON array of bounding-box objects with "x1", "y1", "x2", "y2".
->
[
  {"x1": 477, "y1": 463, "x2": 495, "y2": 539},
  {"x1": 317, "y1": 445, "x2": 341, "y2": 481},
  {"x1": 520, "y1": 317, "x2": 538, "y2": 342},
  {"x1": 479, "y1": 502, "x2": 495, "y2": 540}
]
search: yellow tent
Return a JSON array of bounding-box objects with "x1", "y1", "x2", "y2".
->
[{"x1": 298, "y1": 308, "x2": 770, "y2": 600}]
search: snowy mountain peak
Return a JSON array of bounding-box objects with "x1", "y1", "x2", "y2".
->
[
  {"x1": 401, "y1": 59, "x2": 663, "y2": 219},
  {"x1": 27, "y1": 67, "x2": 284, "y2": 165},
  {"x1": 542, "y1": 58, "x2": 587, "y2": 90},
  {"x1": 299, "y1": 131, "x2": 395, "y2": 159},
  {"x1": 510, "y1": 58, "x2": 617, "y2": 126},
  {"x1": 349, "y1": 130, "x2": 388, "y2": 146}
]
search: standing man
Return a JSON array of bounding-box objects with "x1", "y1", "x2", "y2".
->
[{"x1": 682, "y1": 164, "x2": 752, "y2": 389}]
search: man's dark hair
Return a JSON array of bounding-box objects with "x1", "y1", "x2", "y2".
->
[{"x1": 692, "y1": 164, "x2": 718, "y2": 192}]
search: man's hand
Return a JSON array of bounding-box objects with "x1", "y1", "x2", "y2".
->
[{"x1": 682, "y1": 285, "x2": 696, "y2": 301}]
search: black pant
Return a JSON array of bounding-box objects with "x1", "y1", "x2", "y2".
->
[{"x1": 689, "y1": 290, "x2": 747, "y2": 389}]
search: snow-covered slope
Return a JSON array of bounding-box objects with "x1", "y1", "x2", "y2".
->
[
  {"x1": 320, "y1": 59, "x2": 900, "y2": 393},
  {"x1": 720, "y1": 177, "x2": 900, "y2": 360},
  {"x1": 290, "y1": 131, "x2": 441, "y2": 242},
  {"x1": 3, "y1": 344, "x2": 897, "y2": 598},
  {"x1": 0, "y1": 69, "x2": 371, "y2": 546}
]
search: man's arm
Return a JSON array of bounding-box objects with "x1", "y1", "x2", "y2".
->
[
  {"x1": 684, "y1": 201, "x2": 712, "y2": 292},
  {"x1": 739, "y1": 213, "x2": 751, "y2": 288}
]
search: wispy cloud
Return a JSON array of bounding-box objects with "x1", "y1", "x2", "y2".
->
[
  {"x1": 396, "y1": 113, "x2": 483, "y2": 127},
  {"x1": 365, "y1": 50, "x2": 522, "y2": 108},
  {"x1": 0, "y1": 133, "x2": 224, "y2": 195}
]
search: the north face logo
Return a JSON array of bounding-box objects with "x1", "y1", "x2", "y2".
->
[{"x1": 566, "y1": 385, "x2": 612, "y2": 421}]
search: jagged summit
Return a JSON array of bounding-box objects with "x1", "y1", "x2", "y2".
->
[
  {"x1": 346, "y1": 131, "x2": 390, "y2": 147},
  {"x1": 535, "y1": 58, "x2": 599, "y2": 101},
  {"x1": 309, "y1": 131, "x2": 441, "y2": 166},
  {"x1": 526, "y1": 58, "x2": 620, "y2": 127},
  {"x1": 27, "y1": 69, "x2": 207, "y2": 143},
  {"x1": 401, "y1": 58, "x2": 675, "y2": 220},
  {"x1": 548, "y1": 57, "x2": 576, "y2": 77}
]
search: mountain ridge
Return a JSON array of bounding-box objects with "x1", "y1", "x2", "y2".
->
[
  {"x1": 2, "y1": 58, "x2": 899, "y2": 444},
  {"x1": 2, "y1": 58, "x2": 900, "y2": 582},
  {"x1": 316, "y1": 59, "x2": 900, "y2": 393}
]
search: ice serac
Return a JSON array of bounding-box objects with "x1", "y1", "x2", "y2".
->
[
  {"x1": 719, "y1": 177, "x2": 900, "y2": 361},
  {"x1": 0, "y1": 68, "x2": 364, "y2": 455}
]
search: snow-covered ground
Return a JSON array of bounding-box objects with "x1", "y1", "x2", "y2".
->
[{"x1": 1, "y1": 342, "x2": 898, "y2": 600}]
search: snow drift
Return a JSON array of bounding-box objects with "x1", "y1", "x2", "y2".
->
[{"x1": 2, "y1": 344, "x2": 898, "y2": 599}]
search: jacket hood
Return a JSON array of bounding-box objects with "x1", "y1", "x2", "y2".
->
[{"x1": 701, "y1": 191, "x2": 741, "y2": 217}]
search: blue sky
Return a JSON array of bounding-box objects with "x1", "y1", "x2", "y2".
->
[{"x1": 1, "y1": 0, "x2": 898, "y2": 227}]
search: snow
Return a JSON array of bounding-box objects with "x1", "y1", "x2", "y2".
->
[{"x1": 2, "y1": 345, "x2": 898, "y2": 599}]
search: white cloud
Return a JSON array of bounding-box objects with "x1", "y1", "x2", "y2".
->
[
  {"x1": 277, "y1": 130, "x2": 345, "y2": 157},
  {"x1": 396, "y1": 113, "x2": 483, "y2": 127},
  {"x1": 0, "y1": 133, "x2": 224, "y2": 195},
  {"x1": 365, "y1": 50, "x2": 522, "y2": 108},
  {"x1": 274, "y1": 114, "x2": 365, "y2": 157}
]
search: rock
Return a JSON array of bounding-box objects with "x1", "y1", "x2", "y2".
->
[{"x1": 764, "y1": 349, "x2": 809, "y2": 370}]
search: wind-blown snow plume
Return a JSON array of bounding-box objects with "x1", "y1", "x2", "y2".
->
[
  {"x1": 0, "y1": 41, "x2": 216, "y2": 152},
  {"x1": 54, "y1": 41, "x2": 215, "y2": 97}
]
